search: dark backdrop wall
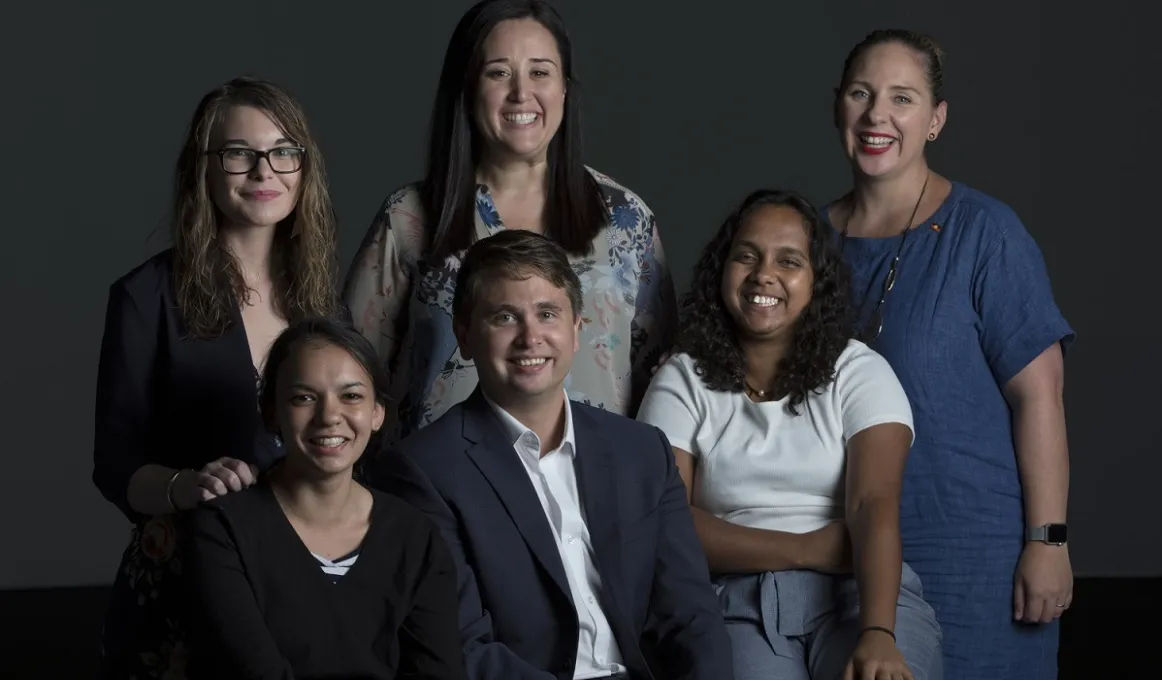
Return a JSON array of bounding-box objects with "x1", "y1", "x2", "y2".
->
[{"x1": 1, "y1": 0, "x2": 1157, "y2": 590}]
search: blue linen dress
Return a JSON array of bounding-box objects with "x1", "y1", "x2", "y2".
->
[{"x1": 825, "y1": 182, "x2": 1074, "y2": 680}]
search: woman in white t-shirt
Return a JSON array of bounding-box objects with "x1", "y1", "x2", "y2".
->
[{"x1": 637, "y1": 189, "x2": 942, "y2": 680}]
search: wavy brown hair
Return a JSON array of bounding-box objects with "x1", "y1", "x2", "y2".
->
[{"x1": 172, "y1": 76, "x2": 337, "y2": 338}]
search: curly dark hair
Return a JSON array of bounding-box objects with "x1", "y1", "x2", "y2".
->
[{"x1": 675, "y1": 189, "x2": 853, "y2": 415}]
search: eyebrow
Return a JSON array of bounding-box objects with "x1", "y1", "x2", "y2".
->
[
  {"x1": 487, "y1": 300, "x2": 564, "y2": 314},
  {"x1": 735, "y1": 240, "x2": 807, "y2": 258},
  {"x1": 289, "y1": 380, "x2": 366, "y2": 391},
  {"x1": 219, "y1": 137, "x2": 295, "y2": 147},
  {"x1": 848, "y1": 79, "x2": 922, "y2": 94},
  {"x1": 483, "y1": 57, "x2": 558, "y2": 67}
]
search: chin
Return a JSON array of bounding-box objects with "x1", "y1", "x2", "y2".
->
[
  {"x1": 852, "y1": 157, "x2": 900, "y2": 179},
  {"x1": 495, "y1": 138, "x2": 548, "y2": 161}
]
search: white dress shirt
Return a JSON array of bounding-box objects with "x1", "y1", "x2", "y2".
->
[{"x1": 483, "y1": 391, "x2": 626, "y2": 679}]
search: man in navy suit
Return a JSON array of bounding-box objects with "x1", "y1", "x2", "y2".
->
[{"x1": 373, "y1": 230, "x2": 733, "y2": 680}]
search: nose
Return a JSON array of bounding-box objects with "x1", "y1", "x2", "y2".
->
[
  {"x1": 748, "y1": 259, "x2": 777, "y2": 285},
  {"x1": 313, "y1": 394, "x2": 342, "y2": 425},
  {"x1": 864, "y1": 93, "x2": 890, "y2": 124},
  {"x1": 507, "y1": 72, "x2": 529, "y2": 102},
  {"x1": 516, "y1": 319, "x2": 543, "y2": 347},
  {"x1": 248, "y1": 154, "x2": 276, "y2": 180}
]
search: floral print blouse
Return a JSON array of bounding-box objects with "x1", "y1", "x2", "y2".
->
[{"x1": 343, "y1": 168, "x2": 678, "y2": 445}]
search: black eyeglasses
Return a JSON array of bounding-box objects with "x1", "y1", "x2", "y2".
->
[
  {"x1": 861, "y1": 250, "x2": 901, "y2": 343},
  {"x1": 206, "y1": 146, "x2": 306, "y2": 175}
]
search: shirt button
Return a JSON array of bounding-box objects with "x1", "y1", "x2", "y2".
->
[
  {"x1": 588, "y1": 596, "x2": 595, "y2": 604},
  {"x1": 568, "y1": 536, "x2": 576, "y2": 543}
]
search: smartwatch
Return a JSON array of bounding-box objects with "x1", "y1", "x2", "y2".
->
[{"x1": 1026, "y1": 523, "x2": 1068, "y2": 545}]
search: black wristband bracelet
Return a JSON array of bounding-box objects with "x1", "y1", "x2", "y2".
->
[{"x1": 860, "y1": 626, "x2": 896, "y2": 642}]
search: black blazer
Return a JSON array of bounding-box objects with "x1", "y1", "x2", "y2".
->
[
  {"x1": 92, "y1": 249, "x2": 282, "y2": 524},
  {"x1": 183, "y1": 482, "x2": 467, "y2": 680},
  {"x1": 372, "y1": 389, "x2": 733, "y2": 680}
]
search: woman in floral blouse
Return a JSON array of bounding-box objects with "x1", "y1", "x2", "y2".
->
[{"x1": 343, "y1": 0, "x2": 677, "y2": 444}]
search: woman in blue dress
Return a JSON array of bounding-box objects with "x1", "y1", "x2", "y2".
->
[{"x1": 823, "y1": 29, "x2": 1075, "y2": 679}]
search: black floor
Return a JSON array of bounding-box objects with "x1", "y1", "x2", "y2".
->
[{"x1": 0, "y1": 577, "x2": 1155, "y2": 677}]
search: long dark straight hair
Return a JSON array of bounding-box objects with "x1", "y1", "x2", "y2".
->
[{"x1": 420, "y1": 0, "x2": 608, "y2": 261}]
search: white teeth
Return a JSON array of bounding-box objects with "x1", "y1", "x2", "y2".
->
[
  {"x1": 860, "y1": 135, "x2": 894, "y2": 147},
  {"x1": 515, "y1": 358, "x2": 547, "y2": 366},
  {"x1": 504, "y1": 112, "x2": 538, "y2": 124},
  {"x1": 748, "y1": 295, "x2": 780, "y2": 307},
  {"x1": 312, "y1": 436, "x2": 345, "y2": 447}
]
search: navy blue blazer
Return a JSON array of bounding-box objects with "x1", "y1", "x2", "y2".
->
[{"x1": 372, "y1": 389, "x2": 733, "y2": 680}]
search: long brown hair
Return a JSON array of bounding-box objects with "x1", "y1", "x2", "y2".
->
[{"x1": 172, "y1": 76, "x2": 337, "y2": 338}]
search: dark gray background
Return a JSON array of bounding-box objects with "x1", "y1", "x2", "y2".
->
[{"x1": 2, "y1": 1, "x2": 1156, "y2": 589}]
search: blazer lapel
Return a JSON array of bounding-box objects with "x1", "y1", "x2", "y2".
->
[
  {"x1": 573, "y1": 406, "x2": 651, "y2": 672},
  {"x1": 571, "y1": 409, "x2": 621, "y2": 547},
  {"x1": 461, "y1": 389, "x2": 572, "y2": 601}
]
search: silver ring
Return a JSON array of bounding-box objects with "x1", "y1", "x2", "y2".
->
[{"x1": 1055, "y1": 603, "x2": 1066, "y2": 608}]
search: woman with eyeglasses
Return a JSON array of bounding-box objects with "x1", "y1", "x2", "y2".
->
[
  {"x1": 92, "y1": 76, "x2": 340, "y2": 679},
  {"x1": 638, "y1": 190, "x2": 942, "y2": 680},
  {"x1": 342, "y1": 0, "x2": 678, "y2": 446},
  {"x1": 823, "y1": 30, "x2": 1074, "y2": 679}
]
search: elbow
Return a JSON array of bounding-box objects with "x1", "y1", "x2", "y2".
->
[
  {"x1": 846, "y1": 494, "x2": 899, "y2": 528},
  {"x1": 93, "y1": 447, "x2": 145, "y2": 523}
]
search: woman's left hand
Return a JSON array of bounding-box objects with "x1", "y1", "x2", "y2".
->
[
  {"x1": 844, "y1": 629, "x2": 914, "y2": 680},
  {"x1": 1013, "y1": 542, "x2": 1073, "y2": 623}
]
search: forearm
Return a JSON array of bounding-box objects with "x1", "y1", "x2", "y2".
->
[
  {"x1": 691, "y1": 506, "x2": 810, "y2": 574},
  {"x1": 848, "y1": 498, "x2": 901, "y2": 631},
  {"x1": 126, "y1": 464, "x2": 182, "y2": 516},
  {"x1": 1012, "y1": 396, "x2": 1070, "y2": 527}
]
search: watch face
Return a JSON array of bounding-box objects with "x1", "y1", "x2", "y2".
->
[{"x1": 1046, "y1": 524, "x2": 1068, "y2": 544}]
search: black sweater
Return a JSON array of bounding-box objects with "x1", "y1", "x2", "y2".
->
[{"x1": 183, "y1": 482, "x2": 467, "y2": 680}]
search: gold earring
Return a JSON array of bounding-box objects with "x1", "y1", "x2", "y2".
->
[{"x1": 928, "y1": 132, "x2": 937, "y2": 141}]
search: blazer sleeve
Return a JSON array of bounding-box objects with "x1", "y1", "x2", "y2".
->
[
  {"x1": 183, "y1": 505, "x2": 296, "y2": 680},
  {"x1": 92, "y1": 278, "x2": 161, "y2": 524},
  {"x1": 376, "y1": 449, "x2": 557, "y2": 680},
  {"x1": 642, "y1": 427, "x2": 734, "y2": 680},
  {"x1": 398, "y1": 522, "x2": 469, "y2": 680}
]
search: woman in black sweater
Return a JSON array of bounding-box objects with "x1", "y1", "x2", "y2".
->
[{"x1": 183, "y1": 317, "x2": 466, "y2": 680}]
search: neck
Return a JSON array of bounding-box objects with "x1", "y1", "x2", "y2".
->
[
  {"x1": 492, "y1": 388, "x2": 567, "y2": 456},
  {"x1": 270, "y1": 463, "x2": 357, "y2": 526},
  {"x1": 741, "y1": 336, "x2": 790, "y2": 396},
  {"x1": 476, "y1": 154, "x2": 549, "y2": 198},
  {"x1": 220, "y1": 223, "x2": 277, "y2": 286},
  {"x1": 845, "y1": 162, "x2": 931, "y2": 237}
]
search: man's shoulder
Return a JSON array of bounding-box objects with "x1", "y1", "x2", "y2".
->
[
  {"x1": 570, "y1": 400, "x2": 663, "y2": 448},
  {"x1": 396, "y1": 404, "x2": 468, "y2": 459}
]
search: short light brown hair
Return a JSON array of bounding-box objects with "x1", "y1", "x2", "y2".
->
[{"x1": 452, "y1": 229, "x2": 583, "y2": 323}]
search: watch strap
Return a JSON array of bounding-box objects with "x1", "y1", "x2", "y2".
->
[{"x1": 1026, "y1": 523, "x2": 1067, "y2": 544}]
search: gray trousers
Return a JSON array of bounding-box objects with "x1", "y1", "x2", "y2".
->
[{"x1": 715, "y1": 563, "x2": 943, "y2": 680}]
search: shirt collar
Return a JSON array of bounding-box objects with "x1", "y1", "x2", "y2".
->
[{"x1": 482, "y1": 389, "x2": 576, "y2": 457}]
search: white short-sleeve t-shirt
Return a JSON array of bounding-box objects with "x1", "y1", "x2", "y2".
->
[{"x1": 636, "y1": 339, "x2": 913, "y2": 534}]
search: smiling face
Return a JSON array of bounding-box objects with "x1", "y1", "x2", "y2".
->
[
  {"x1": 720, "y1": 204, "x2": 815, "y2": 343},
  {"x1": 455, "y1": 271, "x2": 580, "y2": 409},
  {"x1": 836, "y1": 41, "x2": 947, "y2": 179},
  {"x1": 207, "y1": 104, "x2": 302, "y2": 230},
  {"x1": 472, "y1": 18, "x2": 566, "y2": 165},
  {"x1": 275, "y1": 341, "x2": 385, "y2": 479}
]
